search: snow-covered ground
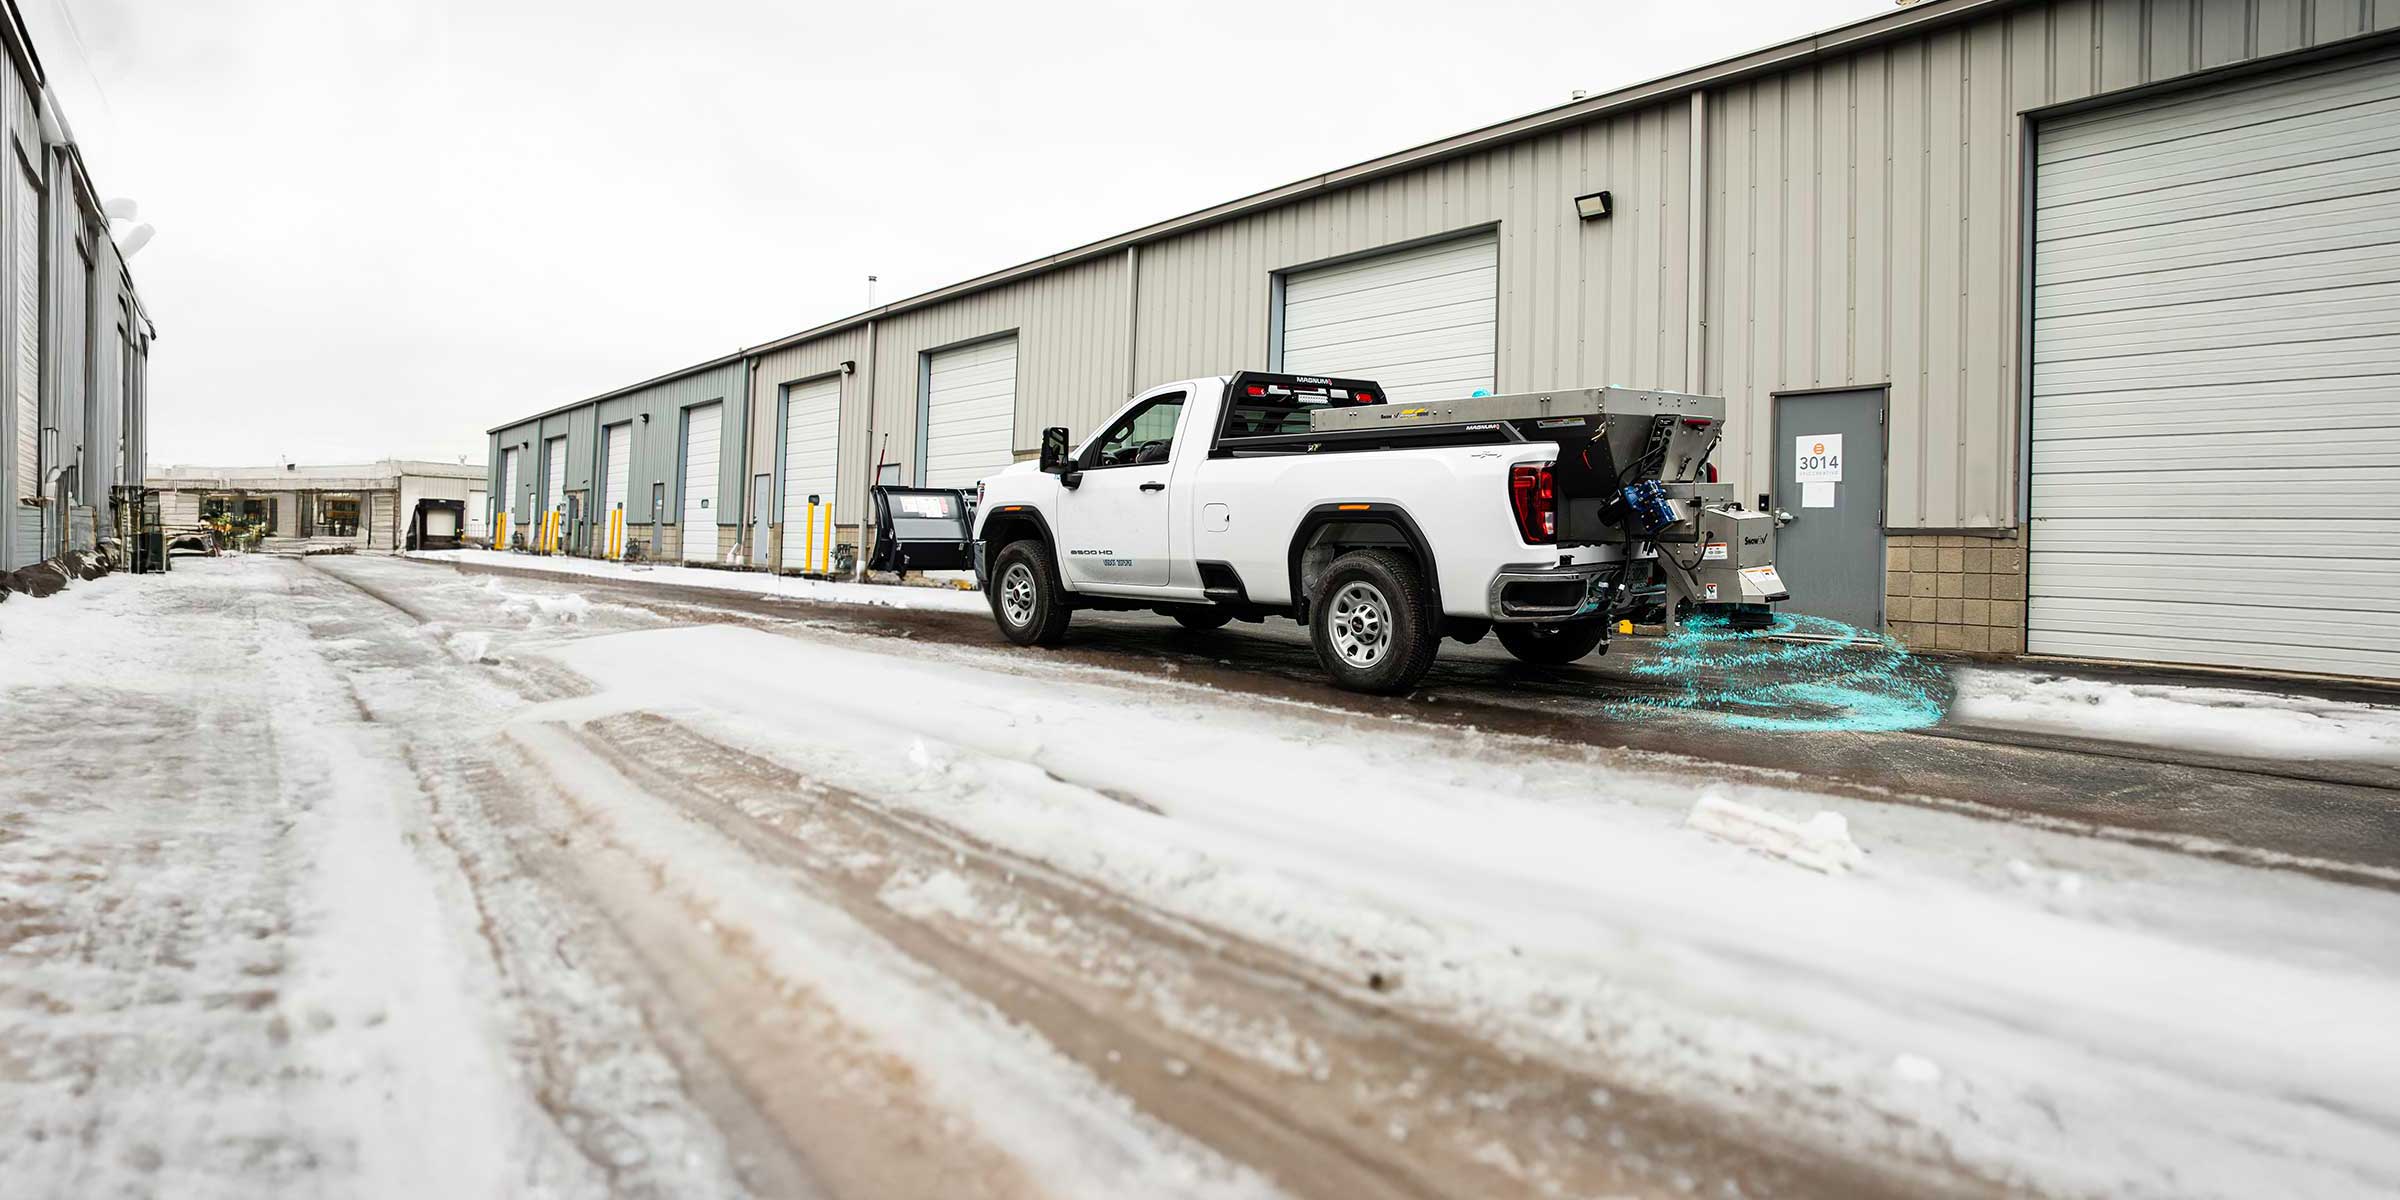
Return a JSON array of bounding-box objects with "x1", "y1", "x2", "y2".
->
[
  {"x1": 531, "y1": 621, "x2": 2400, "y2": 1199},
  {"x1": 1953, "y1": 667, "x2": 2400, "y2": 766},
  {"x1": 404, "y1": 547, "x2": 990, "y2": 614},
  {"x1": 5, "y1": 555, "x2": 2397, "y2": 1198}
]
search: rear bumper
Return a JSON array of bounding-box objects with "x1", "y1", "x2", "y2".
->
[{"x1": 1484, "y1": 561, "x2": 1617, "y2": 623}]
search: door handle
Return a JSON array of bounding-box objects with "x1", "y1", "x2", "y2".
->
[{"x1": 1140, "y1": 481, "x2": 1166, "y2": 493}]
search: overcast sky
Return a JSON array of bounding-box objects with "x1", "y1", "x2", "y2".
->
[{"x1": 27, "y1": 0, "x2": 1878, "y2": 467}]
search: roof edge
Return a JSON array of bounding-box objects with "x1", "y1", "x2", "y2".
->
[
  {"x1": 491, "y1": 0, "x2": 2017, "y2": 434},
  {"x1": 485, "y1": 350, "x2": 749, "y2": 435}
]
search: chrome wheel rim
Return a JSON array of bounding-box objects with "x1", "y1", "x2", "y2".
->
[
  {"x1": 999, "y1": 562, "x2": 1037, "y2": 627},
  {"x1": 1326, "y1": 581, "x2": 1393, "y2": 669}
]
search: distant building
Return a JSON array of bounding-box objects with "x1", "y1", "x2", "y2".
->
[
  {"x1": 149, "y1": 460, "x2": 487, "y2": 551},
  {"x1": 0, "y1": 0, "x2": 155, "y2": 570}
]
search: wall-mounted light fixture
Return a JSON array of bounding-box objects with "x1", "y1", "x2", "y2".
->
[
  {"x1": 639, "y1": 412, "x2": 650, "y2": 424},
  {"x1": 1574, "y1": 190, "x2": 1612, "y2": 221}
]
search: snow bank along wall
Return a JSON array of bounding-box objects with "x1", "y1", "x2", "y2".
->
[
  {"x1": 482, "y1": 0, "x2": 2400, "y2": 683},
  {"x1": 0, "y1": 0, "x2": 153, "y2": 573}
]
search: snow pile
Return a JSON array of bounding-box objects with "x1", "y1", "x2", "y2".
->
[
  {"x1": 1686, "y1": 791, "x2": 1864, "y2": 874},
  {"x1": 1952, "y1": 668, "x2": 2400, "y2": 765},
  {"x1": 405, "y1": 548, "x2": 990, "y2": 615},
  {"x1": 528, "y1": 622, "x2": 2400, "y2": 1199}
]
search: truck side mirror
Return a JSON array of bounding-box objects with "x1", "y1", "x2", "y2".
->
[{"x1": 1039, "y1": 426, "x2": 1073, "y2": 475}]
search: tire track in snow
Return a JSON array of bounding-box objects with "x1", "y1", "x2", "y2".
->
[
  {"x1": 502, "y1": 719, "x2": 1280, "y2": 1200},
  {"x1": 527, "y1": 708, "x2": 1951, "y2": 1200}
]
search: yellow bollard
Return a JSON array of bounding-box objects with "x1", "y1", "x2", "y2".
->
[
  {"x1": 822, "y1": 503, "x2": 835, "y2": 573},
  {"x1": 496, "y1": 512, "x2": 509, "y2": 551},
  {"x1": 802, "y1": 501, "x2": 817, "y2": 574}
]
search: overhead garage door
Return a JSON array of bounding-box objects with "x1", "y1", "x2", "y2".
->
[
  {"x1": 499, "y1": 448, "x2": 521, "y2": 533},
  {"x1": 682, "y1": 402, "x2": 722, "y2": 562},
  {"x1": 543, "y1": 437, "x2": 567, "y2": 519},
  {"x1": 2030, "y1": 50, "x2": 2400, "y2": 679},
  {"x1": 601, "y1": 423, "x2": 630, "y2": 517},
  {"x1": 922, "y1": 337, "x2": 1016, "y2": 489},
  {"x1": 780, "y1": 375, "x2": 841, "y2": 569},
  {"x1": 1278, "y1": 231, "x2": 1497, "y2": 405},
  {"x1": 601, "y1": 422, "x2": 630, "y2": 557}
]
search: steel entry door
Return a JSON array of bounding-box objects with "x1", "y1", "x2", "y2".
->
[{"x1": 1772, "y1": 390, "x2": 1885, "y2": 631}]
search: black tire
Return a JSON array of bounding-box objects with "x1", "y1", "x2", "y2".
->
[
  {"x1": 989, "y1": 539, "x2": 1073, "y2": 647},
  {"x1": 1494, "y1": 620, "x2": 1608, "y2": 666},
  {"x1": 1309, "y1": 549, "x2": 1441, "y2": 694},
  {"x1": 1169, "y1": 607, "x2": 1232, "y2": 632}
]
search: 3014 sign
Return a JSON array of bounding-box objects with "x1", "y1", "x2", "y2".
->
[{"x1": 1794, "y1": 434, "x2": 1844, "y2": 482}]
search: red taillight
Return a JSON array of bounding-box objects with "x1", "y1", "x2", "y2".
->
[
  {"x1": 1245, "y1": 384, "x2": 1267, "y2": 397},
  {"x1": 1355, "y1": 392, "x2": 1375, "y2": 404},
  {"x1": 1508, "y1": 462, "x2": 1556, "y2": 544}
]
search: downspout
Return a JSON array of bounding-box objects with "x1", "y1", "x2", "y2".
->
[
  {"x1": 1685, "y1": 89, "x2": 1707, "y2": 395},
  {"x1": 1123, "y1": 243, "x2": 1140, "y2": 398},
  {"x1": 851, "y1": 319, "x2": 877, "y2": 583},
  {"x1": 739, "y1": 355, "x2": 759, "y2": 566}
]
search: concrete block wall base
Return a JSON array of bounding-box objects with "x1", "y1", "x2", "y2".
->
[{"x1": 1884, "y1": 531, "x2": 2024, "y2": 657}]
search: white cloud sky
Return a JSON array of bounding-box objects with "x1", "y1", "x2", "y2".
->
[{"x1": 28, "y1": 0, "x2": 1879, "y2": 466}]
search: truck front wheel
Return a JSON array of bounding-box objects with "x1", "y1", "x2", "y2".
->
[
  {"x1": 1309, "y1": 549, "x2": 1440, "y2": 694},
  {"x1": 1494, "y1": 621, "x2": 1607, "y2": 666},
  {"x1": 989, "y1": 539, "x2": 1073, "y2": 647}
]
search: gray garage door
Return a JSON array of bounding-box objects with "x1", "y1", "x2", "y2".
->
[
  {"x1": 2030, "y1": 49, "x2": 2400, "y2": 679},
  {"x1": 1279, "y1": 231, "x2": 1497, "y2": 405}
]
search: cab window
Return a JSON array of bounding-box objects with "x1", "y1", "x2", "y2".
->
[{"x1": 1083, "y1": 393, "x2": 1185, "y2": 469}]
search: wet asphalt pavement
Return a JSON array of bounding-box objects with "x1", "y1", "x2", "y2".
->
[{"x1": 420, "y1": 557, "x2": 2400, "y2": 888}]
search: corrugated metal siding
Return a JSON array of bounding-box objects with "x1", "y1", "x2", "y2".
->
[
  {"x1": 6, "y1": 71, "x2": 32, "y2": 515},
  {"x1": 748, "y1": 326, "x2": 867, "y2": 521},
  {"x1": 1132, "y1": 104, "x2": 1691, "y2": 404},
  {"x1": 11, "y1": 499, "x2": 36, "y2": 562},
  {"x1": 1707, "y1": 0, "x2": 2400, "y2": 528},
  {"x1": 496, "y1": 359, "x2": 744, "y2": 528},
  {"x1": 861, "y1": 253, "x2": 1127, "y2": 488},
  {"x1": 58, "y1": 230, "x2": 87, "y2": 513}
]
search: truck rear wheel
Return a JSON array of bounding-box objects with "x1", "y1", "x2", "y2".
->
[
  {"x1": 1309, "y1": 549, "x2": 1440, "y2": 694},
  {"x1": 989, "y1": 539, "x2": 1072, "y2": 647},
  {"x1": 1495, "y1": 620, "x2": 1607, "y2": 666}
]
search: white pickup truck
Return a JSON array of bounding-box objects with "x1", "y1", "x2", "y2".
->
[{"x1": 972, "y1": 372, "x2": 1786, "y2": 693}]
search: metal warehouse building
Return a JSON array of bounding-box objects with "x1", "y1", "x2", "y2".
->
[
  {"x1": 490, "y1": 0, "x2": 2400, "y2": 682},
  {"x1": 0, "y1": 0, "x2": 153, "y2": 572}
]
